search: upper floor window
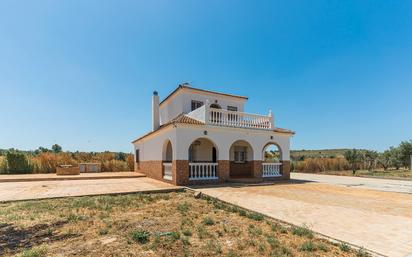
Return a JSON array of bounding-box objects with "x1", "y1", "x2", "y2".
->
[
  {"x1": 227, "y1": 106, "x2": 238, "y2": 112},
  {"x1": 191, "y1": 100, "x2": 204, "y2": 111}
]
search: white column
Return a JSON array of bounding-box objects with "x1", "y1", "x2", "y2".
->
[{"x1": 269, "y1": 109, "x2": 274, "y2": 129}]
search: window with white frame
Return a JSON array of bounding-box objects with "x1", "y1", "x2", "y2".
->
[{"x1": 234, "y1": 146, "x2": 247, "y2": 163}]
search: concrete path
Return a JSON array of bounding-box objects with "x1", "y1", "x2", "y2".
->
[
  {"x1": 292, "y1": 172, "x2": 412, "y2": 194},
  {"x1": 0, "y1": 172, "x2": 144, "y2": 183},
  {"x1": 0, "y1": 177, "x2": 179, "y2": 202},
  {"x1": 195, "y1": 179, "x2": 412, "y2": 257}
]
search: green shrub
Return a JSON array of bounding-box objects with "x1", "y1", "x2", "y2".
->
[
  {"x1": 130, "y1": 230, "x2": 150, "y2": 244},
  {"x1": 177, "y1": 202, "x2": 191, "y2": 214},
  {"x1": 6, "y1": 151, "x2": 32, "y2": 174},
  {"x1": 339, "y1": 242, "x2": 351, "y2": 252},
  {"x1": 20, "y1": 245, "x2": 47, "y2": 257},
  {"x1": 299, "y1": 241, "x2": 316, "y2": 252},
  {"x1": 247, "y1": 212, "x2": 264, "y2": 221},
  {"x1": 266, "y1": 235, "x2": 280, "y2": 249},
  {"x1": 291, "y1": 225, "x2": 313, "y2": 238},
  {"x1": 356, "y1": 247, "x2": 370, "y2": 257},
  {"x1": 203, "y1": 216, "x2": 215, "y2": 226}
]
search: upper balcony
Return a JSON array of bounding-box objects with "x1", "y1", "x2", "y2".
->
[{"x1": 187, "y1": 102, "x2": 274, "y2": 130}]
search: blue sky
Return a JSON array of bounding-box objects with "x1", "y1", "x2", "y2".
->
[{"x1": 0, "y1": 1, "x2": 411, "y2": 152}]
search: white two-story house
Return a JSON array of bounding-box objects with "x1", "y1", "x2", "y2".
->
[{"x1": 132, "y1": 84, "x2": 295, "y2": 186}]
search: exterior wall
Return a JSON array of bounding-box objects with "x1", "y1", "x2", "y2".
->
[
  {"x1": 135, "y1": 160, "x2": 163, "y2": 181},
  {"x1": 160, "y1": 89, "x2": 247, "y2": 125},
  {"x1": 133, "y1": 124, "x2": 292, "y2": 185},
  {"x1": 56, "y1": 166, "x2": 80, "y2": 175},
  {"x1": 251, "y1": 160, "x2": 262, "y2": 178},
  {"x1": 174, "y1": 125, "x2": 291, "y2": 161},
  {"x1": 230, "y1": 162, "x2": 252, "y2": 177},
  {"x1": 218, "y1": 160, "x2": 230, "y2": 183}
]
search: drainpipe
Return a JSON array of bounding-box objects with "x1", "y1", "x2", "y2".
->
[{"x1": 152, "y1": 91, "x2": 160, "y2": 131}]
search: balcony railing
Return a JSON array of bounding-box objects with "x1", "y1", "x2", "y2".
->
[
  {"x1": 187, "y1": 105, "x2": 274, "y2": 130},
  {"x1": 262, "y1": 163, "x2": 282, "y2": 177},
  {"x1": 163, "y1": 162, "x2": 172, "y2": 180},
  {"x1": 189, "y1": 163, "x2": 218, "y2": 180}
]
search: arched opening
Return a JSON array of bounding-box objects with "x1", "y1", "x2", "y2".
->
[
  {"x1": 188, "y1": 138, "x2": 219, "y2": 180},
  {"x1": 262, "y1": 142, "x2": 283, "y2": 177},
  {"x1": 210, "y1": 103, "x2": 221, "y2": 109},
  {"x1": 229, "y1": 140, "x2": 254, "y2": 178},
  {"x1": 162, "y1": 140, "x2": 173, "y2": 180},
  {"x1": 263, "y1": 143, "x2": 282, "y2": 162}
]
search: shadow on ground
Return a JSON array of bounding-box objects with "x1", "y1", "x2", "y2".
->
[
  {"x1": 0, "y1": 220, "x2": 79, "y2": 255},
  {"x1": 189, "y1": 178, "x2": 314, "y2": 190}
]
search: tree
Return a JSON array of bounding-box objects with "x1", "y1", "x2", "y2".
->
[
  {"x1": 399, "y1": 140, "x2": 412, "y2": 169},
  {"x1": 344, "y1": 149, "x2": 362, "y2": 175},
  {"x1": 38, "y1": 147, "x2": 50, "y2": 153},
  {"x1": 52, "y1": 144, "x2": 62, "y2": 153},
  {"x1": 363, "y1": 150, "x2": 379, "y2": 171},
  {"x1": 378, "y1": 150, "x2": 393, "y2": 170},
  {"x1": 6, "y1": 151, "x2": 32, "y2": 174},
  {"x1": 115, "y1": 152, "x2": 126, "y2": 161}
]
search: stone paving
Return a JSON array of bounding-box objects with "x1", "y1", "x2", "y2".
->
[
  {"x1": 0, "y1": 172, "x2": 143, "y2": 183},
  {"x1": 0, "y1": 177, "x2": 179, "y2": 202},
  {"x1": 195, "y1": 177, "x2": 412, "y2": 257}
]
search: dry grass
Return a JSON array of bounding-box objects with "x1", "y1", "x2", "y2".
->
[{"x1": 0, "y1": 192, "x2": 362, "y2": 257}]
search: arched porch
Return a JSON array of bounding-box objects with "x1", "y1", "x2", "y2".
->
[{"x1": 188, "y1": 138, "x2": 219, "y2": 181}]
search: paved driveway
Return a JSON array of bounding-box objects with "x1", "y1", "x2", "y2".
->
[
  {"x1": 195, "y1": 175, "x2": 412, "y2": 257},
  {"x1": 292, "y1": 172, "x2": 412, "y2": 194},
  {"x1": 0, "y1": 178, "x2": 179, "y2": 202}
]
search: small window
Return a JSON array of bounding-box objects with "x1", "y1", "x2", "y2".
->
[
  {"x1": 234, "y1": 147, "x2": 247, "y2": 163},
  {"x1": 227, "y1": 106, "x2": 238, "y2": 112},
  {"x1": 135, "y1": 149, "x2": 140, "y2": 163},
  {"x1": 191, "y1": 100, "x2": 204, "y2": 111}
]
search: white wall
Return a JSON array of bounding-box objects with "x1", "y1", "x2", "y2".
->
[
  {"x1": 133, "y1": 125, "x2": 291, "y2": 162},
  {"x1": 159, "y1": 89, "x2": 247, "y2": 125}
]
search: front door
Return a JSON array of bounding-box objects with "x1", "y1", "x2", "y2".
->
[{"x1": 212, "y1": 147, "x2": 217, "y2": 163}]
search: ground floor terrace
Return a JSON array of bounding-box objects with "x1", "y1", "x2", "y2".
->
[{"x1": 134, "y1": 126, "x2": 292, "y2": 186}]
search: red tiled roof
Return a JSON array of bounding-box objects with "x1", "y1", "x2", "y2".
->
[
  {"x1": 131, "y1": 114, "x2": 204, "y2": 143},
  {"x1": 160, "y1": 84, "x2": 248, "y2": 106},
  {"x1": 273, "y1": 127, "x2": 295, "y2": 135}
]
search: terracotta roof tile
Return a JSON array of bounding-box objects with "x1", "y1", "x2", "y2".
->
[
  {"x1": 131, "y1": 114, "x2": 204, "y2": 143},
  {"x1": 160, "y1": 84, "x2": 248, "y2": 106},
  {"x1": 273, "y1": 127, "x2": 295, "y2": 134}
]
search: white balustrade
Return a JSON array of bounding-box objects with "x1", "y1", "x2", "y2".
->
[
  {"x1": 189, "y1": 163, "x2": 218, "y2": 180},
  {"x1": 163, "y1": 163, "x2": 172, "y2": 180},
  {"x1": 262, "y1": 163, "x2": 282, "y2": 177},
  {"x1": 209, "y1": 108, "x2": 272, "y2": 130}
]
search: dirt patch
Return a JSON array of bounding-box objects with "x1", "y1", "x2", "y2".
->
[{"x1": 0, "y1": 192, "x2": 362, "y2": 257}]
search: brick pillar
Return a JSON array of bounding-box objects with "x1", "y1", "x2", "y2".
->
[
  {"x1": 251, "y1": 160, "x2": 262, "y2": 178},
  {"x1": 218, "y1": 160, "x2": 230, "y2": 183},
  {"x1": 173, "y1": 160, "x2": 189, "y2": 186},
  {"x1": 281, "y1": 160, "x2": 290, "y2": 180}
]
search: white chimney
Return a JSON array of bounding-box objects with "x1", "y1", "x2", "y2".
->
[{"x1": 152, "y1": 91, "x2": 160, "y2": 131}]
